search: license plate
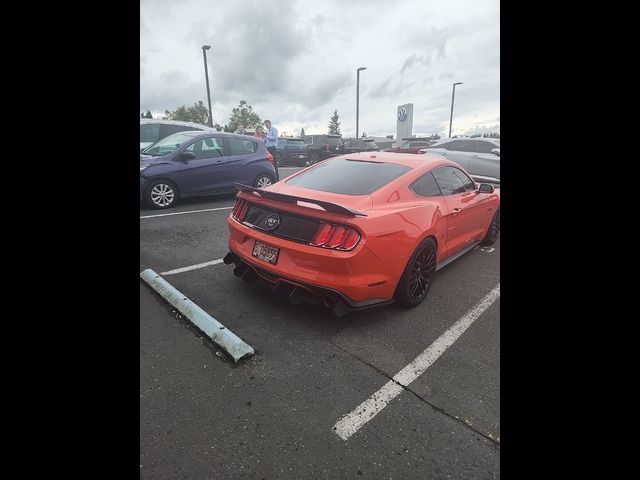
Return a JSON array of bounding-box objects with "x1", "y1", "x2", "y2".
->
[{"x1": 252, "y1": 240, "x2": 279, "y2": 264}]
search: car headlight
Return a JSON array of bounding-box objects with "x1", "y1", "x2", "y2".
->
[{"x1": 140, "y1": 165, "x2": 148, "y2": 172}]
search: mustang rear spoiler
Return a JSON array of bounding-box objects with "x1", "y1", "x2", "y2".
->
[{"x1": 234, "y1": 183, "x2": 367, "y2": 217}]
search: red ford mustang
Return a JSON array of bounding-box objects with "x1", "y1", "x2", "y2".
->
[{"x1": 223, "y1": 152, "x2": 500, "y2": 316}]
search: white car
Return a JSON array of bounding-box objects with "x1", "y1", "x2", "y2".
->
[
  {"x1": 140, "y1": 119, "x2": 215, "y2": 151},
  {"x1": 420, "y1": 138, "x2": 500, "y2": 184}
]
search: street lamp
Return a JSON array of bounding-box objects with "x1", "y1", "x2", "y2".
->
[
  {"x1": 448, "y1": 82, "x2": 463, "y2": 138},
  {"x1": 356, "y1": 67, "x2": 367, "y2": 139},
  {"x1": 202, "y1": 45, "x2": 213, "y2": 127}
]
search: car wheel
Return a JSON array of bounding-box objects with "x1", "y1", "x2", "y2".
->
[
  {"x1": 480, "y1": 208, "x2": 500, "y2": 246},
  {"x1": 394, "y1": 237, "x2": 437, "y2": 308},
  {"x1": 255, "y1": 174, "x2": 274, "y2": 189},
  {"x1": 145, "y1": 179, "x2": 178, "y2": 209},
  {"x1": 309, "y1": 152, "x2": 318, "y2": 164},
  {"x1": 276, "y1": 151, "x2": 284, "y2": 167}
]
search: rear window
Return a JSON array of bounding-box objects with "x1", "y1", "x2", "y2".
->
[
  {"x1": 286, "y1": 158, "x2": 411, "y2": 195},
  {"x1": 287, "y1": 139, "x2": 305, "y2": 145}
]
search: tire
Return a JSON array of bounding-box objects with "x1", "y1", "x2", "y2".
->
[
  {"x1": 309, "y1": 152, "x2": 318, "y2": 164},
  {"x1": 145, "y1": 179, "x2": 178, "y2": 209},
  {"x1": 255, "y1": 174, "x2": 274, "y2": 189},
  {"x1": 480, "y1": 207, "x2": 500, "y2": 246},
  {"x1": 394, "y1": 237, "x2": 437, "y2": 308},
  {"x1": 276, "y1": 151, "x2": 284, "y2": 167}
]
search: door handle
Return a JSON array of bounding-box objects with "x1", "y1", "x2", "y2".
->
[
  {"x1": 452, "y1": 208, "x2": 461, "y2": 215},
  {"x1": 452, "y1": 208, "x2": 461, "y2": 212},
  {"x1": 214, "y1": 160, "x2": 224, "y2": 164}
]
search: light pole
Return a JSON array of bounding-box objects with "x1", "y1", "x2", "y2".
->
[
  {"x1": 202, "y1": 45, "x2": 213, "y2": 127},
  {"x1": 356, "y1": 67, "x2": 367, "y2": 139},
  {"x1": 448, "y1": 82, "x2": 463, "y2": 138}
]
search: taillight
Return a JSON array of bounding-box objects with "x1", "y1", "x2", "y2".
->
[
  {"x1": 311, "y1": 223, "x2": 361, "y2": 250},
  {"x1": 266, "y1": 152, "x2": 274, "y2": 163},
  {"x1": 231, "y1": 199, "x2": 249, "y2": 221}
]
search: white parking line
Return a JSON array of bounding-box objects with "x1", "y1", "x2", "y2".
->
[
  {"x1": 140, "y1": 206, "x2": 233, "y2": 219},
  {"x1": 161, "y1": 259, "x2": 224, "y2": 276},
  {"x1": 333, "y1": 284, "x2": 500, "y2": 441}
]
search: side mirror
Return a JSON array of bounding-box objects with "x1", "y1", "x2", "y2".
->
[
  {"x1": 478, "y1": 183, "x2": 495, "y2": 194},
  {"x1": 491, "y1": 148, "x2": 500, "y2": 156},
  {"x1": 180, "y1": 151, "x2": 196, "y2": 161}
]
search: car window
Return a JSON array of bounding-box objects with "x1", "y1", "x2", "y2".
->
[
  {"x1": 164, "y1": 124, "x2": 199, "y2": 136},
  {"x1": 437, "y1": 140, "x2": 463, "y2": 151},
  {"x1": 228, "y1": 137, "x2": 257, "y2": 156},
  {"x1": 452, "y1": 169, "x2": 476, "y2": 191},
  {"x1": 140, "y1": 124, "x2": 161, "y2": 143},
  {"x1": 185, "y1": 136, "x2": 225, "y2": 159},
  {"x1": 286, "y1": 158, "x2": 411, "y2": 195},
  {"x1": 287, "y1": 139, "x2": 305, "y2": 145},
  {"x1": 410, "y1": 172, "x2": 442, "y2": 197},
  {"x1": 474, "y1": 141, "x2": 499, "y2": 154},
  {"x1": 315, "y1": 136, "x2": 343, "y2": 146},
  {"x1": 143, "y1": 132, "x2": 196, "y2": 156},
  {"x1": 432, "y1": 166, "x2": 468, "y2": 195}
]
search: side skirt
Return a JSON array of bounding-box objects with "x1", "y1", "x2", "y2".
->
[{"x1": 436, "y1": 240, "x2": 482, "y2": 272}]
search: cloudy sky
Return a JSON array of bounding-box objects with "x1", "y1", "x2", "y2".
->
[{"x1": 140, "y1": 0, "x2": 499, "y2": 139}]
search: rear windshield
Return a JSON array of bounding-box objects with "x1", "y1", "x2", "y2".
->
[
  {"x1": 286, "y1": 158, "x2": 411, "y2": 195},
  {"x1": 287, "y1": 139, "x2": 306, "y2": 145}
]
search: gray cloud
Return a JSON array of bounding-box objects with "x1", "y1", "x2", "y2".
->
[{"x1": 140, "y1": 0, "x2": 499, "y2": 137}]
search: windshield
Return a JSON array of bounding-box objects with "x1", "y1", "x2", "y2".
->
[
  {"x1": 143, "y1": 132, "x2": 196, "y2": 156},
  {"x1": 286, "y1": 158, "x2": 411, "y2": 195}
]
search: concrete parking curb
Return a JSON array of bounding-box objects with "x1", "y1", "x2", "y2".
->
[{"x1": 140, "y1": 268, "x2": 254, "y2": 363}]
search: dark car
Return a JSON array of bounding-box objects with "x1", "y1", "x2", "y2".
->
[
  {"x1": 342, "y1": 138, "x2": 379, "y2": 154},
  {"x1": 140, "y1": 131, "x2": 278, "y2": 209},
  {"x1": 383, "y1": 141, "x2": 435, "y2": 154},
  {"x1": 275, "y1": 137, "x2": 309, "y2": 167},
  {"x1": 301, "y1": 134, "x2": 345, "y2": 163}
]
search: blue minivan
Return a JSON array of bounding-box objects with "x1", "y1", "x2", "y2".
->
[{"x1": 140, "y1": 131, "x2": 279, "y2": 209}]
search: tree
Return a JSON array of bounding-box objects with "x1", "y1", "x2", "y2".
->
[
  {"x1": 227, "y1": 100, "x2": 262, "y2": 133},
  {"x1": 300, "y1": 127, "x2": 306, "y2": 136},
  {"x1": 164, "y1": 101, "x2": 210, "y2": 126},
  {"x1": 361, "y1": 132, "x2": 367, "y2": 138},
  {"x1": 328, "y1": 110, "x2": 341, "y2": 135},
  {"x1": 144, "y1": 110, "x2": 153, "y2": 119}
]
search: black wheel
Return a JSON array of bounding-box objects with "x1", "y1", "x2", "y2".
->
[
  {"x1": 145, "y1": 179, "x2": 178, "y2": 209},
  {"x1": 394, "y1": 238, "x2": 437, "y2": 308},
  {"x1": 480, "y1": 208, "x2": 500, "y2": 245},
  {"x1": 276, "y1": 151, "x2": 284, "y2": 167},
  {"x1": 255, "y1": 174, "x2": 274, "y2": 189},
  {"x1": 309, "y1": 152, "x2": 318, "y2": 164}
]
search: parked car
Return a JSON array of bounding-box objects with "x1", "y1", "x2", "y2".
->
[
  {"x1": 140, "y1": 118, "x2": 214, "y2": 151},
  {"x1": 419, "y1": 138, "x2": 500, "y2": 184},
  {"x1": 140, "y1": 131, "x2": 278, "y2": 209},
  {"x1": 275, "y1": 137, "x2": 309, "y2": 167},
  {"x1": 342, "y1": 138, "x2": 379, "y2": 154},
  {"x1": 382, "y1": 140, "x2": 435, "y2": 154},
  {"x1": 301, "y1": 134, "x2": 345, "y2": 163},
  {"x1": 223, "y1": 151, "x2": 500, "y2": 317}
]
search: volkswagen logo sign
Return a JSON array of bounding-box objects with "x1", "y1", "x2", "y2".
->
[
  {"x1": 398, "y1": 107, "x2": 407, "y2": 122},
  {"x1": 264, "y1": 213, "x2": 280, "y2": 231}
]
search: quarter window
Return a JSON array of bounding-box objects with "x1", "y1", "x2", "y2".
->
[
  {"x1": 410, "y1": 172, "x2": 442, "y2": 197},
  {"x1": 432, "y1": 166, "x2": 468, "y2": 195}
]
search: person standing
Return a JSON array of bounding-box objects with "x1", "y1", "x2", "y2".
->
[
  {"x1": 264, "y1": 119, "x2": 279, "y2": 178},
  {"x1": 254, "y1": 125, "x2": 266, "y2": 141}
]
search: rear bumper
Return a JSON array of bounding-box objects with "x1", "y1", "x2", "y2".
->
[
  {"x1": 223, "y1": 250, "x2": 393, "y2": 317},
  {"x1": 226, "y1": 217, "x2": 400, "y2": 315}
]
